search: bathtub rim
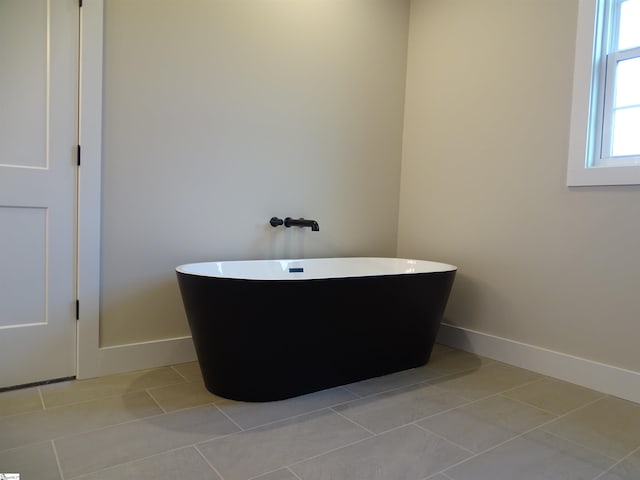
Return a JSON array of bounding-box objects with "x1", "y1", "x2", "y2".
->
[{"x1": 176, "y1": 257, "x2": 457, "y2": 281}]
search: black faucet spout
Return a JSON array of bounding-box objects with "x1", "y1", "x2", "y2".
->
[{"x1": 284, "y1": 217, "x2": 320, "y2": 231}]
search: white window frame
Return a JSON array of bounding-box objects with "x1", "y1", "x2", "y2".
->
[{"x1": 567, "y1": 0, "x2": 640, "y2": 186}]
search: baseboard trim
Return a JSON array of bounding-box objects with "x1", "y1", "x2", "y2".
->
[
  {"x1": 437, "y1": 323, "x2": 640, "y2": 404},
  {"x1": 80, "y1": 336, "x2": 197, "y2": 379}
]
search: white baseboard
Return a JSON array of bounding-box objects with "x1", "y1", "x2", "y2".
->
[
  {"x1": 79, "y1": 337, "x2": 197, "y2": 379},
  {"x1": 437, "y1": 323, "x2": 640, "y2": 404}
]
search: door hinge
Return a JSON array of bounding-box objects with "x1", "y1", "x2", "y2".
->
[
  {"x1": 79, "y1": 0, "x2": 83, "y2": 7},
  {"x1": 76, "y1": 300, "x2": 80, "y2": 320},
  {"x1": 77, "y1": 145, "x2": 81, "y2": 166}
]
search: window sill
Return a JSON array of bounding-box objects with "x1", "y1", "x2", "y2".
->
[{"x1": 567, "y1": 163, "x2": 640, "y2": 186}]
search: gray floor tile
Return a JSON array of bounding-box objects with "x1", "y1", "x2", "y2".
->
[
  {"x1": 0, "y1": 391, "x2": 162, "y2": 451},
  {"x1": 70, "y1": 446, "x2": 221, "y2": 480},
  {"x1": 446, "y1": 429, "x2": 614, "y2": 480},
  {"x1": 217, "y1": 387, "x2": 357, "y2": 429},
  {"x1": 429, "y1": 362, "x2": 541, "y2": 400},
  {"x1": 338, "y1": 344, "x2": 463, "y2": 401},
  {"x1": 503, "y1": 377, "x2": 605, "y2": 415},
  {"x1": 335, "y1": 383, "x2": 467, "y2": 434},
  {"x1": 172, "y1": 362, "x2": 203, "y2": 382},
  {"x1": 148, "y1": 380, "x2": 223, "y2": 412},
  {"x1": 197, "y1": 409, "x2": 371, "y2": 480},
  {"x1": 342, "y1": 365, "x2": 443, "y2": 398},
  {"x1": 542, "y1": 396, "x2": 640, "y2": 460},
  {"x1": 0, "y1": 386, "x2": 43, "y2": 418},
  {"x1": 418, "y1": 395, "x2": 556, "y2": 453},
  {"x1": 431, "y1": 343, "x2": 455, "y2": 356},
  {"x1": 2, "y1": 354, "x2": 636, "y2": 480},
  {"x1": 598, "y1": 449, "x2": 640, "y2": 480},
  {"x1": 253, "y1": 469, "x2": 300, "y2": 480},
  {"x1": 55, "y1": 404, "x2": 239, "y2": 478},
  {"x1": 0, "y1": 441, "x2": 61, "y2": 480},
  {"x1": 291, "y1": 424, "x2": 471, "y2": 480},
  {"x1": 40, "y1": 367, "x2": 185, "y2": 408},
  {"x1": 426, "y1": 349, "x2": 493, "y2": 376}
]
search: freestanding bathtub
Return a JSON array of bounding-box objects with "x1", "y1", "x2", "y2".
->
[{"x1": 176, "y1": 257, "x2": 456, "y2": 401}]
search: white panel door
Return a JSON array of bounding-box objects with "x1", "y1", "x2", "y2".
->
[{"x1": 0, "y1": 0, "x2": 78, "y2": 387}]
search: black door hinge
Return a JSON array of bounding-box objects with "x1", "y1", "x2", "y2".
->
[
  {"x1": 79, "y1": 0, "x2": 83, "y2": 7},
  {"x1": 77, "y1": 145, "x2": 81, "y2": 166},
  {"x1": 76, "y1": 300, "x2": 80, "y2": 320}
]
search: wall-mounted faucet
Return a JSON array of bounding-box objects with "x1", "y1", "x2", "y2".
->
[
  {"x1": 269, "y1": 216, "x2": 319, "y2": 231},
  {"x1": 284, "y1": 217, "x2": 320, "y2": 231}
]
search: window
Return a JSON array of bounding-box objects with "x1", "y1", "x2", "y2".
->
[{"x1": 567, "y1": 0, "x2": 640, "y2": 186}]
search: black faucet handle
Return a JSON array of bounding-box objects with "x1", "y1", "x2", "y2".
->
[{"x1": 269, "y1": 217, "x2": 284, "y2": 227}]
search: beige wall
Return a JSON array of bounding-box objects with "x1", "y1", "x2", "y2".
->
[
  {"x1": 399, "y1": 0, "x2": 640, "y2": 372},
  {"x1": 100, "y1": 0, "x2": 640, "y2": 375},
  {"x1": 100, "y1": 0, "x2": 410, "y2": 346}
]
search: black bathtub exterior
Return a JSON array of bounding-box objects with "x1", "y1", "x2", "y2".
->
[{"x1": 177, "y1": 269, "x2": 456, "y2": 401}]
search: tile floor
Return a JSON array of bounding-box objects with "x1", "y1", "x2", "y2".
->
[{"x1": 1, "y1": 344, "x2": 640, "y2": 480}]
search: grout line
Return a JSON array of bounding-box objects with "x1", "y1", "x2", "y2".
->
[
  {"x1": 538, "y1": 428, "x2": 620, "y2": 463},
  {"x1": 326, "y1": 387, "x2": 365, "y2": 407},
  {"x1": 194, "y1": 444, "x2": 227, "y2": 480},
  {"x1": 212, "y1": 405, "x2": 346, "y2": 433},
  {"x1": 424, "y1": 472, "x2": 456, "y2": 480},
  {"x1": 37, "y1": 379, "x2": 187, "y2": 412},
  {"x1": 0, "y1": 397, "x2": 177, "y2": 455},
  {"x1": 413, "y1": 422, "x2": 475, "y2": 455},
  {"x1": 496, "y1": 381, "x2": 605, "y2": 419},
  {"x1": 12, "y1": 403, "x2": 223, "y2": 454},
  {"x1": 286, "y1": 466, "x2": 304, "y2": 480},
  {"x1": 342, "y1": 351, "x2": 500, "y2": 401},
  {"x1": 497, "y1": 376, "x2": 545, "y2": 394},
  {"x1": 67, "y1": 445, "x2": 204, "y2": 480},
  {"x1": 338, "y1": 371, "x2": 449, "y2": 402},
  {"x1": 389, "y1": 384, "x2": 543, "y2": 432},
  {"x1": 283, "y1": 434, "x2": 375, "y2": 471},
  {"x1": 37, "y1": 386, "x2": 47, "y2": 410},
  {"x1": 213, "y1": 403, "x2": 245, "y2": 432},
  {"x1": 592, "y1": 443, "x2": 640, "y2": 480},
  {"x1": 498, "y1": 379, "x2": 608, "y2": 414},
  {"x1": 192, "y1": 385, "x2": 408, "y2": 436},
  {"x1": 246, "y1": 468, "x2": 277, "y2": 479},
  {"x1": 144, "y1": 388, "x2": 168, "y2": 414},
  {"x1": 170, "y1": 364, "x2": 191, "y2": 382},
  {"x1": 435, "y1": 395, "x2": 613, "y2": 476},
  {"x1": 203, "y1": 381, "x2": 457, "y2": 435},
  {"x1": 0, "y1": 398, "x2": 51, "y2": 422},
  {"x1": 495, "y1": 392, "x2": 562, "y2": 417},
  {"x1": 540, "y1": 393, "x2": 609, "y2": 418},
  {"x1": 281, "y1": 423, "x2": 428, "y2": 473},
  {"x1": 423, "y1": 364, "x2": 496, "y2": 388},
  {"x1": 329, "y1": 407, "x2": 377, "y2": 436},
  {"x1": 246, "y1": 466, "x2": 290, "y2": 480},
  {"x1": 340, "y1": 384, "x2": 363, "y2": 398},
  {"x1": 244, "y1": 464, "x2": 304, "y2": 480},
  {"x1": 326, "y1": 383, "x2": 547, "y2": 444},
  {"x1": 37, "y1": 366, "x2": 189, "y2": 410},
  {"x1": 416, "y1": 373, "x2": 558, "y2": 421},
  {"x1": 51, "y1": 439, "x2": 65, "y2": 480}
]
